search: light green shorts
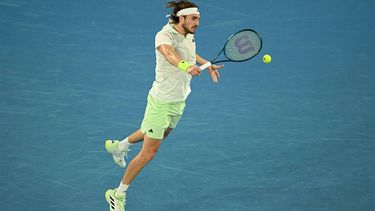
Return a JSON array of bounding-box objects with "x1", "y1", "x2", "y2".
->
[{"x1": 140, "y1": 94, "x2": 186, "y2": 140}]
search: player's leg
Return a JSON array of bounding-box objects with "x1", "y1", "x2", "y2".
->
[
  {"x1": 127, "y1": 129, "x2": 145, "y2": 144},
  {"x1": 105, "y1": 135, "x2": 161, "y2": 211},
  {"x1": 122, "y1": 135, "x2": 161, "y2": 185}
]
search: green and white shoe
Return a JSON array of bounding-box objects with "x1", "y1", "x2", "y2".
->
[
  {"x1": 105, "y1": 188, "x2": 126, "y2": 211},
  {"x1": 105, "y1": 140, "x2": 129, "y2": 168}
]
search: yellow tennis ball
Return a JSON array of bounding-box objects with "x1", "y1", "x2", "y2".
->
[{"x1": 263, "y1": 54, "x2": 272, "y2": 64}]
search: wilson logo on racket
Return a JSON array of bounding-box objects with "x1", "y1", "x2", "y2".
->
[{"x1": 235, "y1": 35, "x2": 255, "y2": 54}]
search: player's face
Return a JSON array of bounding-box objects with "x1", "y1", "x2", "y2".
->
[{"x1": 182, "y1": 14, "x2": 200, "y2": 34}]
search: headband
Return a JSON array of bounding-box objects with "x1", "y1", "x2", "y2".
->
[
  {"x1": 165, "y1": 7, "x2": 200, "y2": 18},
  {"x1": 176, "y1": 7, "x2": 200, "y2": 16}
]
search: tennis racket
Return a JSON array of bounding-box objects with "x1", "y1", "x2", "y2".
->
[{"x1": 200, "y1": 29, "x2": 262, "y2": 70}]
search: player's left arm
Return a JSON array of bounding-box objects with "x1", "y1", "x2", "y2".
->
[{"x1": 196, "y1": 54, "x2": 224, "y2": 83}]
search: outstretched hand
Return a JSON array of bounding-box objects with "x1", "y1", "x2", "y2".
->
[{"x1": 208, "y1": 64, "x2": 224, "y2": 83}]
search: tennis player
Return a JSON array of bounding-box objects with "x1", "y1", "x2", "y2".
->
[{"x1": 105, "y1": 1, "x2": 224, "y2": 210}]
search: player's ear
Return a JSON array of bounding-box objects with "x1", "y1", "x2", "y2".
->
[{"x1": 179, "y1": 16, "x2": 186, "y2": 24}]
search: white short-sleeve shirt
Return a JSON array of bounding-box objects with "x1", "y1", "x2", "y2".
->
[{"x1": 149, "y1": 23, "x2": 196, "y2": 102}]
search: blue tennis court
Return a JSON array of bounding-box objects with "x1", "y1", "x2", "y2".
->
[{"x1": 1, "y1": 0, "x2": 374, "y2": 210}]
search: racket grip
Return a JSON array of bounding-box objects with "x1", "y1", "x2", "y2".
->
[{"x1": 199, "y1": 62, "x2": 212, "y2": 71}]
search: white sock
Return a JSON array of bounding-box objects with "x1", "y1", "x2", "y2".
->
[
  {"x1": 118, "y1": 137, "x2": 132, "y2": 151},
  {"x1": 115, "y1": 182, "x2": 129, "y2": 197}
]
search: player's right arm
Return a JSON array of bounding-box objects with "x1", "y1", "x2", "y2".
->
[{"x1": 157, "y1": 44, "x2": 201, "y2": 76}]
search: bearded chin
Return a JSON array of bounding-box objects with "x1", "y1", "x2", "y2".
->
[{"x1": 183, "y1": 24, "x2": 195, "y2": 34}]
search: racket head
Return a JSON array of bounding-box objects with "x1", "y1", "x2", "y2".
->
[{"x1": 222, "y1": 29, "x2": 262, "y2": 62}]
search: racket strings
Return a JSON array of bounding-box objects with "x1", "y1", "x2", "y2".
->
[{"x1": 224, "y1": 30, "x2": 262, "y2": 62}]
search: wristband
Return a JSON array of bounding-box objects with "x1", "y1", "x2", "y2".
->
[{"x1": 177, "y1": 60, "x2": 192, "y2": 72}]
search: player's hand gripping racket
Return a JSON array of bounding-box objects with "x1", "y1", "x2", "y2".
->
[{"x1": 200, "y1": 29, "x2": 262, "y2": 70}]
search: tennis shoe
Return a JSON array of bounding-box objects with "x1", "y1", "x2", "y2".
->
[
  {"x1": 105, "y1": 140, "x2": 129, "y2": 168},
  {"x1": 105, "y1": 188, "x2": 126, "y2": 211}
]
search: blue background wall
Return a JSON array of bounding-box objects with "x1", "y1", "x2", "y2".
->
[{"x1": 1, "y1": 0, "x2": 374, "y2": 210}]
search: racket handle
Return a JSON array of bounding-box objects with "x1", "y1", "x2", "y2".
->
[{"x1": 199, "y1": 62, "x2": 212, "y2": 71}]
